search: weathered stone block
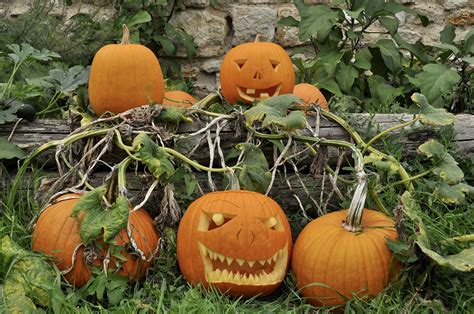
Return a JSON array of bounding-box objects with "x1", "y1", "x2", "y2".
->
[
  {"x1": 170, "y1": 8, "x2": 229, "y2": 57},
  {"x1": 275, "y1": 4, "x2": 304, "y2": 47},
  {"x1": 230, "y1": 5, "x2": 277, "y2": 45},
  {"x1": 443, "y1": 0, "x2": 469, "y2": 10},
  {"x1": 183, "y1": 0, "x2": 209, "y2": 9},
  {"x1": 201, "y1": 59, "x2": 222, "y2": 73}
]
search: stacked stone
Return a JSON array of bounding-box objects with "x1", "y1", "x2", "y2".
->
[{"x1": 1, "y1": 0, "x2": 472, "y2": 97}]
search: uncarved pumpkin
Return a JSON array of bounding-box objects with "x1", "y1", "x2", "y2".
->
[
  {"x1": 32, "y1": 194, "x2": 160, "y2": 287},
  {"x1": 163, "y1": 90, "x2": 197, "y2": 108},
  {"x1": 177, "y1": 190, "x2": 292, "y2": 297},
  {"x1": 220, "y1": 36, "x2": 295, "y2": 104},
  {"x1": 291, "y1": 209, "x2": 398, "y2": 306},
  {"x1": 293, "y1": 83, "x2": 328, "y2": 111},
  {"x1": 88, "y1": 25, "x2": 165, "y2": 115}
]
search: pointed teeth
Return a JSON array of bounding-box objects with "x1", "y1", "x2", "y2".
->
[
  {"x1": 259, "y1": 259, "x2": 266, "y2": 266},
  {"x1": 222, "y1": 269, "x2": 229, "y2": 280},
  {"x1": 217, "y1": 253, "x2": 225, "y2": 263},
  {"x1": 272, "y1": 253, "x2": 278, "y2": 263},
  {"x1": 246, "y1": 88, "x2": 255, "y2": 94},
  {"x1": 260, "y1": 92, "x2": 270, "y2": 99},
  {"x1": 248, "y1": 260, "x2": 255, "y2": 267},
  {"x1": 226, "y1": 256, "x2": 233, "y2": 266},
  {"x1": 236, "y1": 258, "x2": 245, "y2": 266}
]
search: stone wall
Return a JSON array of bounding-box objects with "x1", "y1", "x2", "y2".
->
[{"x1": 0, "y1": 0, "x2": 472, "y2": 97}]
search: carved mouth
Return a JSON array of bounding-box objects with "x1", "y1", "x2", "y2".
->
[
  {"x1": 237, "y1": 84, "x2": 282, "y2": 102},
  {"x1": 198, "y1": 241, "x2": 288, "y2": 285}
]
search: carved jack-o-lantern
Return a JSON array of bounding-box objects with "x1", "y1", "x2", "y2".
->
[
  {"x1": 220, "y1": 36, "x2": 295, "y2": 104},
  {"x1": 177, "y1": 190, "x2": 292, "y2": 297}
]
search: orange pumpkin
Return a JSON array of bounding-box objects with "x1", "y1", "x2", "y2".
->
[
  {"x1": 293, "y1": 83, "x2": 328, "y2": 111},
  {"x1": 177, "y1": 190, "x2": 292, "y2": 297},
  {"x1": 291, "y1": 209, "x2": 398, "y2": 306},
  {"x1": 88, "y1": 25, "x2": 165, "y2": 115},
  {"x1": 32, "y1": 194, "x2": 160, "y2": 287},
  {"x1": 163, "y1": 90, "x2": 197, "y2": 108},
  {"x1": 220, "y1": 36, "x2": 295, "y2": 104}
]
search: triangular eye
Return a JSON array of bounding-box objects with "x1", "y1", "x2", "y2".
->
[
  {"x1": 270, "y1": 60, "x2": 280, "y2": 70},
  {"x1": 235, "y1": 59, "x2": 246, "y2": 70}
]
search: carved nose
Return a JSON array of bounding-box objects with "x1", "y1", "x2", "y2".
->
[{"x1": 253, "y1": 71, "x2": 263, "y2": 80}]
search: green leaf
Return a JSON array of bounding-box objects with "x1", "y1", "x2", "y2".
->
[
  {"x1": 157, "y1": 107, "x2": 192, "y2": 124},
  {"x1": 433, "y1": 154, "x2": 464, "y2": 184},
  {"x1": 0, "y1": 137, "x2": 25, "y2": 159},
  {"x1": 384, "y1": 3, "x2": 429, "y2": 27},
  {"x1": 353, "y1": 47, "x2": 372, "y2": 70},
  {"x1": 412, "y1": 93, "x2": 456, "y2": 126},
  {"x1": 235, "y1": 143, "x2": 271, "y2": 193},
  {"x1": 371, "y1": 39, "x2": 401, "y2": 73},
  {"x1": 464, "y1": 28, "x2": 474, "y2": 53},
  {"x1": 154, "y1": 34, "x2": 176, "y2": 55},
  {"x1": 127, "y1": 10, "x2": 152, "y2": 27},
  {"x1": 401, "y1": 191, "x2": 474, "y2": 271},
  {"x1": 379, "y1": 15, "x2": 399, "y2": 35},
  {"x1": 71, "y1": 188, "x2": 130, "y2": 244},
  {"x1": 363, "y1": 152, "x2": 399, "y2": 175},
  {"x1": 317, "y1": 50, "x2": 344, "y2": 76},
  {"x1": 294, "y1": 0, "x2": 341, "y2": 42},
  {"x1": 386, "y1": 239, "x2": 418, "y2": 263},
  {"x1": 1, "y1": 236, "x2": 58, "y2": 311},
  {"x1": 277, "y1": 16, "x2": 300, "y2": 27},
  {"x1": 418, "y1": 139, "x2": 446, "y2": 159},
  {"x1": 0, "y1": 106, "x2": 19, "y2": 124},
  {"x1": 7, "y1": 43, "x2": 60, "y2": 64},
  {"x1": 335, "y1": 62, "x2": 358, "y2": 94},
  {"x1": 434, "y1": 182, "x2": 474, "y2": 205},
  {"x1": 408, "y1": 64, "x2": 461, "y2": 104},
  {"x1": 133, "y1": 133, "x2": 175, "y2": 181},
  {"x1": 393, "y1": 34, "x2": 432, "y2": 63},
  {"x1": 367, "y1": 75, "x2": 403, "y2": 106},
  {"x1": 440, "y1": 24, "x2": 455, "y2": 44},
  {"x1": 48, "y1": 66, "x2": 89, "y2": 94},
  {"x1": 244, "y1": 94, "x2": 305, "y2": 131}
]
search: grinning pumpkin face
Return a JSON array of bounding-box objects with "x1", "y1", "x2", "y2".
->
[
  {"x1": 177, "y1": 190, "x2": 292, "y2": 297},
  {"x1": 220, "y1": 40, "x2": 295, "y2": 104}
]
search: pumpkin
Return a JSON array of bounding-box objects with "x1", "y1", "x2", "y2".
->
[
  {"x1": 293, "y1": 83, "x2": 328, "y2": 111},
  {"x1": 32, "y1": 194, "x2": 160, "y2": 287},
  {"x1": 88, "y1": 25, "x2": 165, "y2": 115},
  {"x1": 177, "y1": 190, "x2": 292, "y2": 297},
  {"x1": 163, "y1": 90, "x2": 197, "y2": 108},
  {"x1": 291, "y1": 208, "x2": 398, "y2": 306},
  {"x1": 220, "y1": 35, "x2": 295, "y2": 104}
]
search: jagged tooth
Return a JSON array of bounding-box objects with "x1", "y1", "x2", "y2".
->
[
  {"x1": 236, "y1": 258, "x2": 245, "y2": 266},
  {"x1": 215, "y1": 269, "x2": 222, "y2": 278},
  {"x1": 222, "y1": 269, "x2": 229, "y2": 281},
  {"x1": 228, "y1": 271, "x2": 235, "y2": 281},
  {"x1": 226, "y1": 256, "x2": 233, "y2": 266},
  {"x1": 267, "y1": 257, "x2": 272, "y2": 265},
  {"x1": 246, "y1": 88, "x2": 255, "y2": 94},
  {"x1": 248, "y1": 274, "x2": 255, "y2": 284},
  {"x1": 208, "y1": 250, "x2": 215, "y2": 260},
  {"x1": 235, "y1": 272, "x2": 242, "y2": 283},
  {"x1": 198, "y1": 243, "x2": 208, "y2": 257},
  {"x1": 272, "y1": 253, "x2": 278, "y2": 263},
  {"x1": 248, "y1": 260, "x2": 255, "y2": 268},
  {"x1": 260, "y1": 92, "x2": 270, "y2": 99},
  {"x1": 217, "y1": 253, "x2": 225, "y2": 263},
  {"x1": 258, "y1": 259, "x2": 266, "y2": 266}
]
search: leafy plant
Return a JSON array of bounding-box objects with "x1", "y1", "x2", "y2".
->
[{"x1": 281, "y1": 0, "x2": 473, "y2": 113}]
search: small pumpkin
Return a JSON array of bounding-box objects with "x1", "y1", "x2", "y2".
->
[
  {"x1": 177, "y1": 190, "x2": 292, "y2": 297},
  {"x1": 88, "y1": 25, "x2": 165, "y2": 115},
  {"x1": 220, "y1": 35, "x2": 295, "y2": 104},
  {"x1": 32, "y1": 194, "x2": 160, "y2": 287},
  {"x1": 293, "y1": 83, "x2": 328, "y2": 111},
  {"x1": 291, "y1": 208, "x2": 398, "y2": 306},
  {"x1": 163, "y1": 90, "x2": 197, "y2": 108}
]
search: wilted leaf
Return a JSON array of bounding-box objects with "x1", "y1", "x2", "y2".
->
[
  {"x1": 157, "y1": 107, "x2": 192, "y2": 124},
  {"x1": 363, "y1": 152, "x2": 399, "y2": 175},
  {"x1": 244, "y1": 94, "x2": 304, "y2": 131},
  {"x1": 71, "y1": 187, "x2": 129, "y2": 244},
  {"x1": 235, "y1": 143, "x2": 271, "y2": 193},
  {"x1": 418, "y1": 139, "x2": 446, "y2": 159},
  {"x1": 0, "y1": 137, "x2": 25, "y2": 159},
  {"x1": 133, "y1": 133, "x2": 175, "y2": 181},
  {"x1": 434, "y1": 182, "x2": 474, "y2": 204},
  {"x1": 418, "y1": 139, "x2": 464, "y2": 184},
  {"x1": 412, "y1": 93, "x2": 455, "y2": 126},
  {"x1": 0, "y1": 236, "x2": 58, "y2": 312}
]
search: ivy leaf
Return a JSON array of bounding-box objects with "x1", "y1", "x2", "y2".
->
[
  {"x1": 0, "y1": 236, "x2": 58, "y2": 312},
  {"x1": 412, "y1": 93, "x2": 455, "y2": 126},
  {"x1": 371, "y1": 39, "x2": 401, "y2": 73},
  {"x1": 154, "y1": 34, "x2": 177, "y2": 55},
  {"x1": 379, "y1": 15, "x2": 399, "y2": 35},
  {"x1": 335, "y1": 62, "x2": 358, "y2": 94},
  {"x1": 133, "y1": 133, "x2": 175, "y2": 181},
  {"x1": 235, "y1": 143, "x2": 271, "y2": 193},
  {"x1": 353, "y1": 47, "x2": 372, "y2": 70},
  {"x1": 402, "y1": 192, "x2": 474, "y2": 271},
  {"x1": 294, "y1": 0, "x2": 341, "y2": 42},
  {"x1": 71, "y1": 187, "x2": 130, "y2": 244},
  {"x1": 244, "y1": 94, "x2": 304, "y2": 131},
  {"x1": 0, "y1": 137, "x2": 25, "y2": 159},
  {"x1": 440, "y1": 24, "x2": 455, "y2": 45},
  {"x1": 127, "y1": 10, "x2": 152, "y2": 27},
  {"x1": 434, "y1": 182, "x2": 474, "y2": 205},
  {"x1": 408, "y1": 64, "x2": 461, "y2": 105}
]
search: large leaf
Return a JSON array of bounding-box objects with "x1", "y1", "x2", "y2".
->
[
  {"x1": 0, "y1": 236, "x2": 58, "y2": 312},
  {"x1": 440, "y1": 24, "x2": 455, "y2": 45},
  {"x1": 127, "y1": 10, "x2": 152, "y2": 27},
  {"x1": 367, "y1": 75, "x2": 404, "y2": 106},
  {"x1": 7, "y1": 43, "x2": 60, "y2": 64},
  {"x1": 244, "y1": 94, "x2": 305, "y2": 131},
  {"x1": 353, "y1": 47, "x2": 372, "y2": 70},
  {"x1": 371, "y1": 39, "x2": 401, "y2": 73},
  {"x1": 335, "y1": 62, "x2": 358, "y2": 94},
  {"x1": 235, "y1": 143, "x2": 271, "y2": 193},
  {"x1": 133, "y1": 133, "x2": 175, "y2": 181},
  {"x1": 48, "y1": 65, "x2": 89, "y2": 94},
  {"x1": 412, "y1": 93, "x2": 455, "y2": 126},
  {"x1": 408, "y1": 64, "x2": 461, "y2": 105},
  {"x1": 0, "y1": 137, "x2": 25, "y2": 159},
  {"x1": 418, "y1": 139, "x2": 464, "y2": 184},
  {"x1": 402, "y1": 192, "x2": 474, "y2": 271},
  {"x1": 0, "y1": 106, "x2": 19, "y2": 124},
  {"x1": 434, "y1": 182, "x2": 474, "y2": 205},
  {"x1": 71, "y1": 187, "x2": 130, "y2": 244},
  {"x1": 294, "y1": 0, "x2": 341, "y2": 42}
]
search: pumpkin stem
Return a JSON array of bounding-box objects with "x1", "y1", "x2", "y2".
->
[
  {"x1": 254, "y1": 34, "x2": 264, "y2": 42},
  {"x1": 121, "y1": 24, "x2": 131, "y2": 45},
  {"x1": 342, "y1": 166, "x2": 367, "y2": 232}
]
